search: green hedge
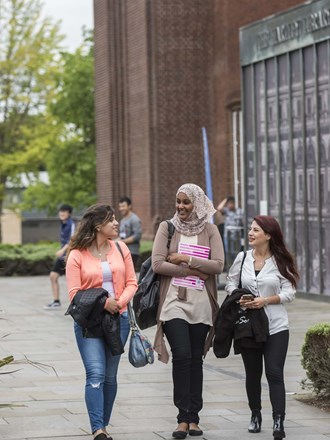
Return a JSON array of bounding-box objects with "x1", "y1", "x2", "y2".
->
[
  {"x1": 0, "y1": 241, "x2": 154, "y2": 276},
  {"x1": 301, "y1": 323, "x2": 330, "y2": 396},
  {"x1": 0, "y1": 243, "x2": 58, "y2": 276}
]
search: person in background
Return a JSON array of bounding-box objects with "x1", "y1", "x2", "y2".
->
[
  {"x1": 66, "y1": 204, "x2": 137, "y2": 440},
  {"x1": 152, "y1": 183, "x2": 224, "y2": 439},
  {"x1": 44, "y1": 204, "x2": 75, "y2": 309},
  {"x1": 217, "y1": 196, "x2": 243, "y2": 269},
  {"x1": 225, "y1": 215, "x2": 299, "y2": 439},
  {"x1": 118, "y1": 196, "x2": 142, "y2": 271}
]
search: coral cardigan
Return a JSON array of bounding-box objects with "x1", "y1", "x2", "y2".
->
[{"x1": 66, "y1": 240, "x2": 137, "y2": 312}]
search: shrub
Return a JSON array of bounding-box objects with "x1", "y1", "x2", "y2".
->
[
  {"x1": 0, "y1": 241, "x2": 154, "y2": 276},
  {"x1": 301, "y1": 323, "x2": 330, "y2": 396},
  {"x1": 0, "y1": 243, "x2": 58, "y2": 276}
]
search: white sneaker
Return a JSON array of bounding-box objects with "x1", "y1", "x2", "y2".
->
[{"x1": 43, "y1": 301, "x2": 61, "y2": 310}]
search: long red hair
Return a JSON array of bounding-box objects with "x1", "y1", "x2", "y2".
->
[{"x1": 254, "y1": 215, "x2": 299, "y2": 288}]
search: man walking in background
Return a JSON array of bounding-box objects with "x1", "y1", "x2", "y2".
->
[
  {"x1": 118, "y1": 196, "x2": 142, "y2": 271},
  {"x1": 217, "y1": 196, "x2": 243, "y2": 270},
  {"x1": 44, "y1": 204, "x2": 75, "y2": 309}
]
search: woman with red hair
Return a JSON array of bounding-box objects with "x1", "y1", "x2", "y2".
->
[{"x1": 226, "y1": 215, "x2": 299, "y2": 440}]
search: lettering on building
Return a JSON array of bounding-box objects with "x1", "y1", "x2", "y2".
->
[{"x1": 257, "y1": 8, "x2": 330, "y2": 51}]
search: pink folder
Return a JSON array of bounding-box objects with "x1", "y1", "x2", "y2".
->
[{"x1": 172, "y1": 243, "x2": 210, "y2": 290}]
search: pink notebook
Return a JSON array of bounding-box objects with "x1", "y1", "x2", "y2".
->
[{"x1": 172, "y1": 243, "x2": 210, "y2": 290}]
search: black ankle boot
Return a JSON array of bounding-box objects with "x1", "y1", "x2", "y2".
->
[
  {"x1": 248, "y1": 409, "x2": 262, "y2": 433},
  {"x1": 273, "y1": 414, "x2": 285, "y2": 439}
]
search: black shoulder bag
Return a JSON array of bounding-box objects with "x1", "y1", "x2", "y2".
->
[{"x1": 133, "y1": 220, "x2": 175, "y2": 330}]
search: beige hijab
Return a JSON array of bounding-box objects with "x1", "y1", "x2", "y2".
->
[{"x1": 171, "y1": 183, "x2": 216, "y2": 236}]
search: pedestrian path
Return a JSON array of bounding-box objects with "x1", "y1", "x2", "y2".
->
[{"x1": 1, "y1": 276, "x2": 330, "y2": 439}]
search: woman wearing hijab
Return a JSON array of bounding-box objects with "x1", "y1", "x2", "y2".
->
[{"x1": 152, "y1": 183, "x2": 224, "y2": 439}]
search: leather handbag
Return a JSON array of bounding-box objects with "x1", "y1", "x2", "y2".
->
[
  {"x1": 114, "y1": 241, "x2": 153, "y2": 365},
  {"x1": 127, "y1": 303, "x2": 154, "y2": 368},
  {"x1": 133, "y1": 220, "x2": 175, "y2": 329}
]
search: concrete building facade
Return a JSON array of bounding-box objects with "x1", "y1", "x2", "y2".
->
[{"x1": 240, "y1": 0, "x2": 330, "y2": 295}]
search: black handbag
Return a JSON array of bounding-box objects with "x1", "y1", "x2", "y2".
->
[
  {"x1": 127, "y1": 303, "x2": 154, "y2": 368},
  {"x1": 133, "y1": 220, "x2": 175, "y2": 330},
  {"x1": 213, "y1": 251, "x2": 250, "y2": 358}
]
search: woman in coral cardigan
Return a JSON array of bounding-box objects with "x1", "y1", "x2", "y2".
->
[{"x1": 66, "y1": 204, "x2": 137, "y2": 440}]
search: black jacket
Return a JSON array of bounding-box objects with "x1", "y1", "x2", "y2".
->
[
  {"x1": 65, "y1": 288, "x2": 124, "y2": 356},
  {"x1": 213, "y1": 288, "x2": 269, "y2": 358}
]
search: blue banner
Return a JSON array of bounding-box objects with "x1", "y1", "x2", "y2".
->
[{"x1": 202, "y1": 127, "x2": 214, "y2": 223}]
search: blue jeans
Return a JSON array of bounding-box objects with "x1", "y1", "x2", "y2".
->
[{"x1": 74, "y1": 312, "x2": 130, "y2": 433}]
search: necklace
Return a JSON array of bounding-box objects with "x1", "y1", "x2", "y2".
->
[
  {"x1": 93, "y1": 242, "x2": 109, "y2": 259},
  {"x1": 253, "y1": 251, "x2": 271, "y2": 268}
]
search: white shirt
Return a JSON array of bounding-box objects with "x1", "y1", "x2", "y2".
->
[
  {"x1": 225, "y1": 250, "x2": 295, "y2": 335},
  {"x1": 101, "y1": 261, "x2": 115, "y2": 298}
]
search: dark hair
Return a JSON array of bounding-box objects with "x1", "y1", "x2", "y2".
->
[
  {"x1": 59, "y1": 204, "x2": 73, "y2": 214},
  {"x1": 226, "y1": 196, "x2": 235, "y2": 204},
  {"x1": 67, "y1": 204, "x2": 114, "y2": 255},
  {"x1": 118, "y1": 196, "x2": 132, "y2": 205},
  {"x1": 254, "y1": 215, "x2": 299, "y2": 288}
]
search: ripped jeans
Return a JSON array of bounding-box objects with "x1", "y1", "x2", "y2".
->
[{"x1": 74, "y1": 312, "x2": 130, "y2": 433}]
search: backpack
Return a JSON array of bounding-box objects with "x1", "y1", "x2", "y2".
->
[{"x1": 133, "y1": 220, "x2": 175, "y2": 329}]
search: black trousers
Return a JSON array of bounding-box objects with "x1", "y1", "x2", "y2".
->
[
  {"x1": 163, "y1": 318, "x2": 210, "y2": 424},
  {"x1": 240, "y1": 330, "x2": 289, "y2": 417}
]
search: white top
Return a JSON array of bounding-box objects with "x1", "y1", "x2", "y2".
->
[
  {"x1": 101, "y1": 261, "x2": 115, "y2": 298},
  {"x1": 225, "y1": 250, "x2": 295, "y2": 335},
  {"x1": 160, "y1": 234, "x2": 213, "y2": 326}
]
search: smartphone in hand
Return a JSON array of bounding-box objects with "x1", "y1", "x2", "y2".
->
[{"x1": 241, "y1": 294, "x2": 254, "y2": 301}]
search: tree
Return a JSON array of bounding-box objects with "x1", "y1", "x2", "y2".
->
[
  {"x1": 22, "y1": 32, "x2": 96, "y2": 213},
  {"x1": 0, "y1": 0, "x2": 64, "y2": 241}
]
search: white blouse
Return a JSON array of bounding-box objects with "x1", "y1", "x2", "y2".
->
[
  {"x1": 101, "y1": 261, "x2": 115, "y2": 298},
  {"x1": 225, "y1": 250, "x2": 295, "y2": 335}
]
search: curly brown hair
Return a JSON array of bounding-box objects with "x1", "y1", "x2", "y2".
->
[{"x1": 67, "y1": 204, "x2": 115, "y2": 256}]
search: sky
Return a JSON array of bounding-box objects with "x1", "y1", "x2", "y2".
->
[{"x1": 41, "y1": 0, "x2": 94, "y2": 51}]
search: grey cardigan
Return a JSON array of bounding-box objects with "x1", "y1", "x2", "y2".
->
[{"x1": 152, "y1": 221, "x2": 225, "y2": 363}]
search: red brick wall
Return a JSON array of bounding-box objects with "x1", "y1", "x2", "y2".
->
[
  {"x1": 149, "y1": 0, "x2": 215, "y2": 226},
  {"x1": 125, "y1": 1, "x2": 152, "y2": 234},
  {"x1": 94, "y1": 0, "x2": 215, "y2": 237},
  {"x1": 94, "y1": 0, "x2": 112, "y2": 204}
]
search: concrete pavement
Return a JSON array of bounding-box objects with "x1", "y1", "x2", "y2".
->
[{"x1": 1, "y1": 275, "x2": 330, "y2": 440}]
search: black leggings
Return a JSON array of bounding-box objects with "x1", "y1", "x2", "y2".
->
[
  {"x1": 163, "y1": 318, "x2": 210, "y2": 424},
  {"x1": 240, "y1": 330, "x2": 289, "y2": 416}
]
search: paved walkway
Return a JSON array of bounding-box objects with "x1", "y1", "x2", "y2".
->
[{"x1": 1, "y1": 275, "x2": 330, "y2": 440}]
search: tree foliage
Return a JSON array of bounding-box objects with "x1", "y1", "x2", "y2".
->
[
  {"x1": 22, "y1": 31, "x2": 96, "y2": 213},
  {"x1": 0, "y1": 0, "x2": 64, "y2": 239}
]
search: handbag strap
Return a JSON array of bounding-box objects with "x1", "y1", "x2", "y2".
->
[
  {"x1": 115, "y1": 241, "x2": 138, "y2": 330},
  {"x1": 115, "y1": 224, "x2": 174, "y2": 329},
  {"x1": 127, "y1": 302, "x2": 138, "y2": 330},
  {"x1": 165, "y1": 220, "x2": 175, "y2": 249},
  {"x1": 115, "y1": 241, "x2": 125, "y2": 261},
  {"x1": 238, "y1": 251, "x2": 247, "y2": 289}
]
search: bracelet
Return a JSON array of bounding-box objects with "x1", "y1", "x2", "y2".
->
[
  {"x1": 188, "y1": 256, "x2": 193, "y2": 267},
  {"x1": 264, "y1": 297, "x2": 270, "y2": 306}
]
